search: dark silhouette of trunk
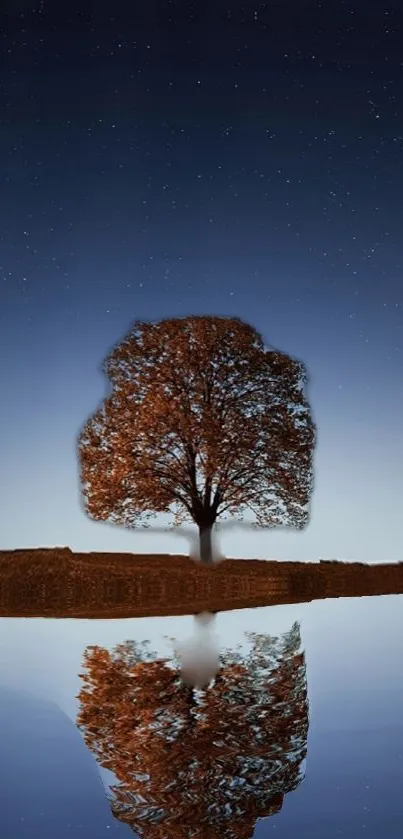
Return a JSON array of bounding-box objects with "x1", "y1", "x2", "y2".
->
[
  {"x1": 184, "y1": 686, "x2": 198, "y2": 727},
  {"x1": 199, "y1": 523, "x2": 214, "y2": 565}
]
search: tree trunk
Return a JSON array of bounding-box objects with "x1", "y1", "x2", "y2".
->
[{"x1": 199, "y1": 524, "x2": 214, "y2": 565}]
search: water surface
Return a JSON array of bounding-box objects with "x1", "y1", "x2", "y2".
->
[{"x1": 1, "y1": 594, "x2": 402, "y2": 837}]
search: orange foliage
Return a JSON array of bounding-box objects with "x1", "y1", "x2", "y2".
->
[
  {"x1": 76, "y1": 624, "x2": 309, "y2": 837},
  {"x1": 77, "y1": 316, "x2": 316, "y2": 550}
]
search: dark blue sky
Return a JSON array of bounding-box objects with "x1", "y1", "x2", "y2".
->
[{"x1": 1, "y1": 0, "x2": 401, "y2": 561}]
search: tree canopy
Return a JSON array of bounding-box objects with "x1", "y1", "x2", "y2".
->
[
  {"x1": 76, "y1": 623, "x2": 308, "y2": 837},
  {"x1": 78, "y1": 315, "x2": 316, "y2": 562}
]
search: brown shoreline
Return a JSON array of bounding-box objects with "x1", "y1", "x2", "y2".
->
[{"x1": 0, "y1": 547, "x2": 402, "y2": 619}]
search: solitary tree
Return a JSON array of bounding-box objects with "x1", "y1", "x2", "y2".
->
[
  {"x1": 78, "y1": 315, "x2": 316, "y2": 564},
  {"x1": 76, "y1": 623, "x2": 308, "y2": 837}
]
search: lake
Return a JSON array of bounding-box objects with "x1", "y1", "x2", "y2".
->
[{"x1": 1, "y1": 593, "x2": 402, "y2": 837}]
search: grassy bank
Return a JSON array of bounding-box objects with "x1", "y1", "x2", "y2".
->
[{"x1": 0, "y1": 548, "x2": 402, "y2": 619}]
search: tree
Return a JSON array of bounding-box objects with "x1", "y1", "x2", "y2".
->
[
  {"x1": 78, "y1": 315, "x2": 316, "y2": 564},
  {"x1": 76, "y1": 623, "x2": 309, "y2": 838}
]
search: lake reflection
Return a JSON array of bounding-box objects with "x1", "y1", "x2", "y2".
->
[
  {"x1": 0, "y1": 595, "x2": 403, "y2": 837},
  {"x1": 76, "y1": 621, "x2": 308, "y2": 836}
]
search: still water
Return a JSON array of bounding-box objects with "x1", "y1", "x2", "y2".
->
[{"x1": 1, "y1": 594, "x2": 402, "y2": 837}]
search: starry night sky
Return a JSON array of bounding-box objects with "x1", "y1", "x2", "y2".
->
[{"x1": 1, "y1": 0, "x2": 401, "y2": 562}]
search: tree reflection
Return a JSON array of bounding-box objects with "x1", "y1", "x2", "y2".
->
[{"x1": 76, "y1": 621, "x2": 308, "y2": 837}]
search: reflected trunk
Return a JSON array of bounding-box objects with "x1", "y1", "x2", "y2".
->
[{"x1": 184, "y1": 686, "x2": 198, "y2": 727}]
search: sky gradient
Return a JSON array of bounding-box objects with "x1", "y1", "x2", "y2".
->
[{"x1": 1, "y1": 0, "x2": 402, "y2": 562}]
